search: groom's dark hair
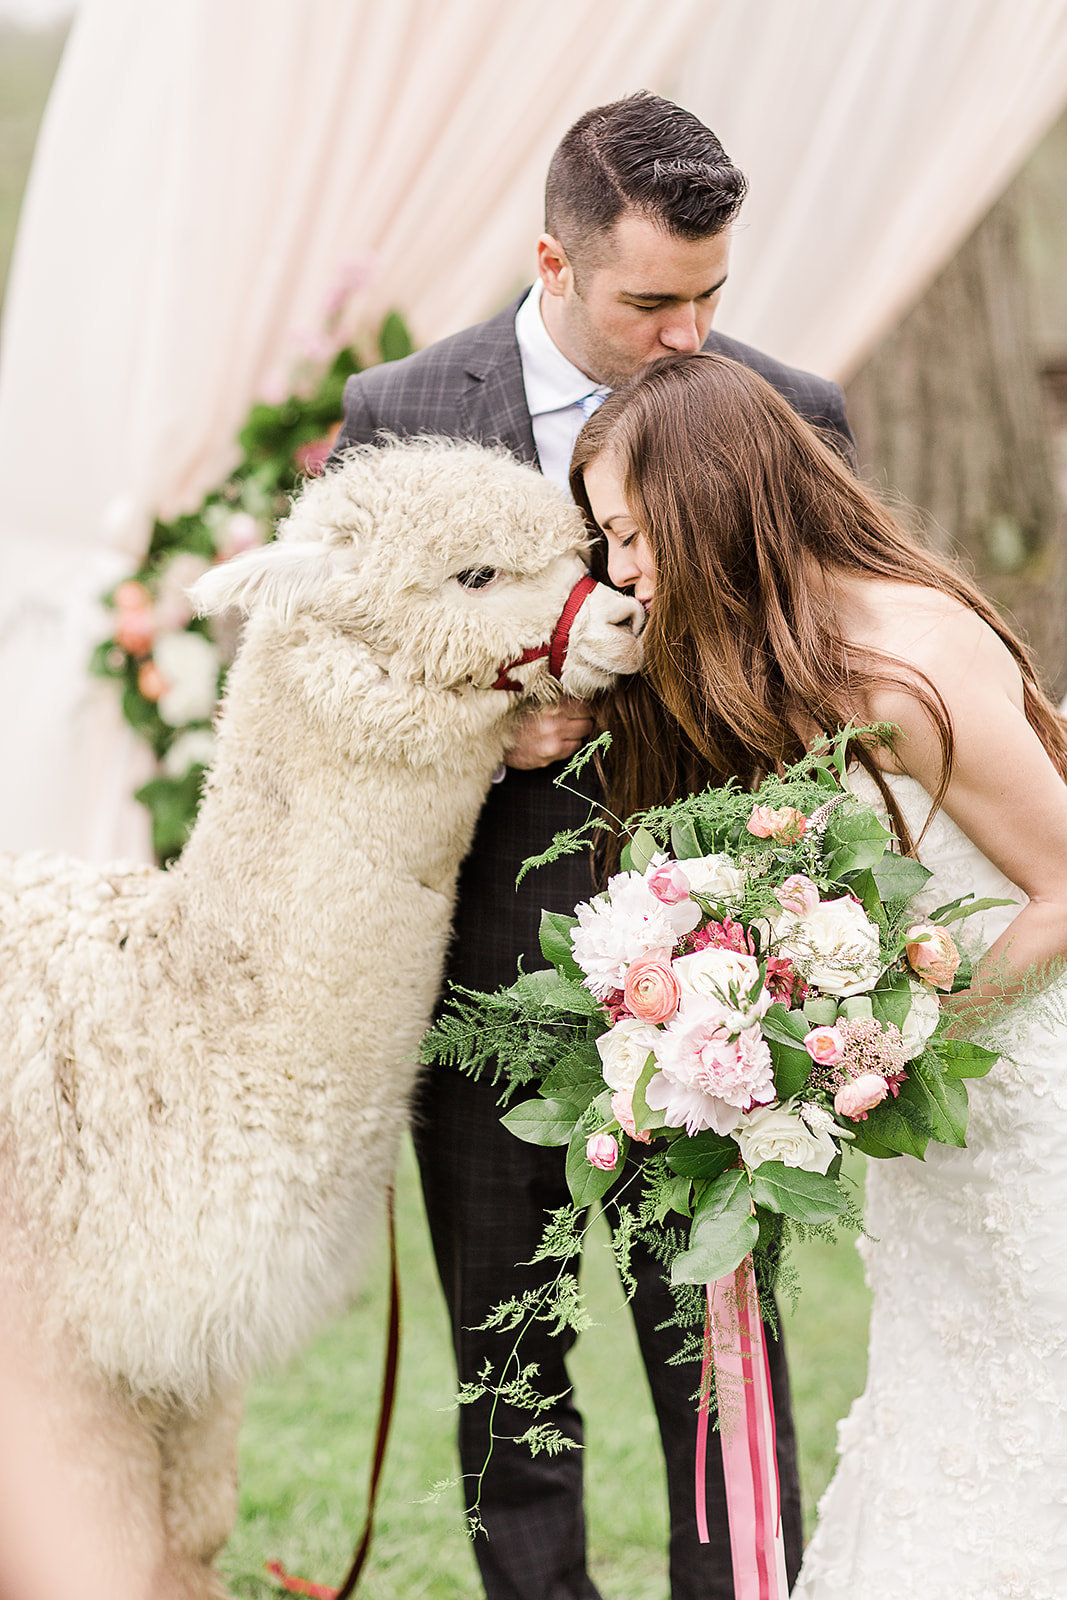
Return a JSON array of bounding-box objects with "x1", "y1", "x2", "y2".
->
[{"x1": 545, "y1": 92, "x2": 746, "y2": 276}]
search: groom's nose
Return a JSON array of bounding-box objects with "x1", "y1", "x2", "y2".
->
[{"x1": 657, "y1": 305, "x2": 702, "y2": 354}]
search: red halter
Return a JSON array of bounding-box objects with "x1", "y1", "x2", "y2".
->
[{"x1": 491, "y1": 574, "x2": 599, "y2": 692}]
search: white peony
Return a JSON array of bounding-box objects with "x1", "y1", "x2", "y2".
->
[
  {"x1": 774, "y1": 895, "x2": 883, "y2": 997},
  {"x1": 733, "y1": 1102, "x2": 839, "y2": 1174},
  {"x1": 679, "y1": 852, "x2": 747, "y2": 904},
  {"x1": 153, "y1": 630, "x2": 223, "y2": 727},
  {"x1": 899, "y1": 979, "x2": 942, "y2": 1059},
  {"x1": 571, "y1": 870, "x2": 700, "y2": 997},
  {"x1": 596, "y1": 1018, "x2": 661, "y2": 1092},
  {"x1": 672, "y1": 948, "x2": 773, "y2": 1032}
]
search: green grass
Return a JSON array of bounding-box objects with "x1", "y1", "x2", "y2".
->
[{"x1": 220, "y1": 1142, "x2": 870, "y2": 1599}]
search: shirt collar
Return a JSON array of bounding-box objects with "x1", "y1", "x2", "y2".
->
[{"x1": 514, "y1": 281, "x2": 601, "y2": 416}]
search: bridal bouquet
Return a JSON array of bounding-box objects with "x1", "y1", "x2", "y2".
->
[{"x1": 423, "y1": 733, "x2": 1001, "y2": 1296}]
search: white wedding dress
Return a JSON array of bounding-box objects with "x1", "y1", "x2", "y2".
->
[{"x1": 794, "y1": 774, "x2": 1067, "y2": 1600}]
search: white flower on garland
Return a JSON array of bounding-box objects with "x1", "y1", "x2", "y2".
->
[
  {"x1": 161, "y1": 728, "x2": 217, "y2": 778},
  {"x1": 153, "y1": 632, "x2": 222, "y2": 727},
  {"x1": 571, "y1": 870, "x2": 701, "y2": 998}
]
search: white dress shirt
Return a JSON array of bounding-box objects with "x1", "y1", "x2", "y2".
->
[{"x1": 514, "y1": 282, "x2": 608, "y2": 491}]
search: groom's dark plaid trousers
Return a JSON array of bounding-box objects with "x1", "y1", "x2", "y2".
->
[{"x1": 329, "y1": 296, "x2": 855, "y2": 1600}]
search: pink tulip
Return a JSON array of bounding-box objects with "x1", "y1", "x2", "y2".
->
[
  {"x1": 774, "y1": 874, "x2": 821, "y2": 916},
  {"x1": 647, "y1": 862, "x2": 692, "y2": 905}
]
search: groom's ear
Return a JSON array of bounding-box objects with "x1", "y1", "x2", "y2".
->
[{"x1": 537, "y1": 233, "x2": 573, "y2": 298}]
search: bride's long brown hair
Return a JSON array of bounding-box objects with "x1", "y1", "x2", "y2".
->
[{"x1": 569, "y1": 353, "x2": 1067, "y2": 855}]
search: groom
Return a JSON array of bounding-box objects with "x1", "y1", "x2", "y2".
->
[{"x1": 330, "y1": 93, "x2": 854, "y2": 1599}]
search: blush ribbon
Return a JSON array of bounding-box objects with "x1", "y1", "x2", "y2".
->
[{"x1": 695, "y1": 1258, "x2": 788, "y2": 1600}]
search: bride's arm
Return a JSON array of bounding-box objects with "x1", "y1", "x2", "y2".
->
[{"x1": 865, "y1": 601, "x2": 1067, "y2": 1020}]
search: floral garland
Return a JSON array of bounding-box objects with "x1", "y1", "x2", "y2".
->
[{"x1": 92, "y1": 308, "x2": 413, "y2": 863}]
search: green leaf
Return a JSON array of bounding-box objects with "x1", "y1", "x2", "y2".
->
[
  {"x1": 629, "y1": 1050, "x2": 662, "y2": 1133},
  {"x1": 842, "y1": 867, "x2": 887, "y2": 927},
  {"x1": 501, "y1": 1096, "x2": 579, "y2": 1147},
  {"x1": 646, "y1": 1172, "x2": 694, "y2": 1224},
  {"x1": 670, "y1": 1169, "x2": 757, "y2": 1285},
  {"x1": 869, "y1": 853, "x2": 933, "y2": 900},
  {"x1": 538, "y1": 911, "x2": 583, "y2": 979},
  {"x1": 929, "y1": 894, "x2": 1018, "y2": 926},
  {"x1": 769, "y1": 1037, "x2": 815, "y2": 1100},
  {"x1": 823, "y1": 806, "x2": 892, "y2": 879},
  {"x1": 669, "y1": 818, "x2": 703, "y2": 861},
  {"x1": 859, "y1": 1085, "x2": 931, "y2": 1158},
  {"x1": 378, "y1": 309, "x2": 414, "y2": 363},
  {"x1": 540, "y1": 1043, "x2": 605, "y2": 1101},
  {"x1": 513, "y1": 967, "x2": 600, "y2": 1016},
  {"x1": 868, "y1": 973, "x2": 914, "y2": 1032},
  {"x1": 760, "y1": 1003, "x2": 811, "y2": 1049},
  {"x1": 626, "y1": 825, "x2": 660, "y2": 876},
  {"x1": 666, "y1": 1130, "x2": 739, "y2": 1181},
  {"x1": 749, "y1": 1161, "x2": 847, "y2": 1223},
  {"x1": 905, "y1": 1057, "x2": 970, "y2": 1147},
  {"x1": 565, "y1": 1124, "x2": 623, "y2": 1207},
  {"x1": 929, "y1": 1036, "x2": 999, "y2": 1079}
]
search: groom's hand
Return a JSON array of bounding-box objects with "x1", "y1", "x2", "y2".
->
[{"x1": 503, "y1": 698, "x2": 595, "y2": 769}]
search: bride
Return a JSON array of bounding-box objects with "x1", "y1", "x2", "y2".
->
[{"x1": 569, "y1": 352, "x2": 1067, "y2": 1599}]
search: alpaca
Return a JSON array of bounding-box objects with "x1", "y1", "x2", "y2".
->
[{"x1": 0, "y1": 437, "x2": 644, "y2": 1600}]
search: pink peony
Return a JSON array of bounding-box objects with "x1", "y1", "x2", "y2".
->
[
  {"x1": 647, "y1": 862, "x2": 692, "y2": 905},
  {"x1": 623, "y1": 954, "x2": 681, "y2": 1024},
  {"x1": 774, "y1": 874, "x2": 821, "y2": 916},
  {"x1": 834, "y1": 1072, "x2": 890, "y2": 1120},
  {"x1": 586, "y1": 1131, "x2": 620, "y2": 1171},
  {"x1": 747, "y1": 805, "x2": 809, "y2": 843},
  {"x1": 804, "y1": 1024, "x2": 845, "y2": 1066},
  {"x1": 611, "y1": 1088, "x2": 652, "y2": 1144},
  {"x1": 905, "y1": 922, "x2": 961, "y2": 990}
]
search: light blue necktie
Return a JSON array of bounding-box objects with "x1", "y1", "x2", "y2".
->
[{"x1": 577, "y1": 386, "x2": 610, "y2": 420}]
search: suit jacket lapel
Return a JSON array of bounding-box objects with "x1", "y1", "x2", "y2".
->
[{"x1": 459, "y1": 296, "x2": 539, "y2": 468}]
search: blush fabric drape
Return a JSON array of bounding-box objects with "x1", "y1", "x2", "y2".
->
[{"x1": 1, "y1": 0, "x2": 1064, "y2": 859}]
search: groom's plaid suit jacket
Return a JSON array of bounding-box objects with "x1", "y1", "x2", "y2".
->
[{"x1": 330, "y1": 295, "x2": 856, "y2": 998}]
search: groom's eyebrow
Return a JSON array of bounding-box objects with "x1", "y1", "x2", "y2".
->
[{"x1": 621, "y1": 274, "x2": 729, "y2": 303}]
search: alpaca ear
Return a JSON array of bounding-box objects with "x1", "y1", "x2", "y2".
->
[{"x1": 190, "y1": 540, "x2": 344, "y2": 622}]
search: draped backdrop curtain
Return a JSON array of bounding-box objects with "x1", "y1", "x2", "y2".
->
[{"x1": 1, "y1": 0, "x2": 1065, "y2": 860}]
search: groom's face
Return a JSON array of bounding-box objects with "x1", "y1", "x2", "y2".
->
[{"x1": 538, "y1": 210, "x2": 731, "y2": 387}]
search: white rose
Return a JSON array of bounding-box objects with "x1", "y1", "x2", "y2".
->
[
  {"x1": 899, "y1": 979, "x2": 941, "y2": 1059},
  {"x1": 733, "y1": 1102, "x2": 839, "y2": 1174},
  {"x1": 776, "y1": 895, "x2": 883, "y2": 997},
  {"x1": 153, "y1": 630, "x2": 222, "y2": 726},
  {"x1": 672, "y1": 948, "x2": 772, "y2": 1031},
  {"x1": 595, "y1": 1018, "x2": 661, "y2": 1092},
  {"x1": 680, "y1": 852, "x2": 747, "y2": 904}
]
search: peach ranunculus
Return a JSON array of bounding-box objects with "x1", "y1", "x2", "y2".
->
[
  {"x1": 774, "y1": 874, "x2": 821, "y2": 916},
  {"x1": 586, "y1": 1131, "x2": 619, "y2": 1171},
  {"x1": 623, "y1": 954, "x2": 681, "y2": 1024},
  {"x1": 905, "y1": 922, "x2": 962, "y2": 990},
  {"x1": 804, "y1": 1024, "x2": 845, "y2": 1066},
  {"x1": 746, "y1": 805, "x2": 809, "y2": 843},
  {"x1": 833, "y1": 1072, "x2": 890, "y2": 1120}
]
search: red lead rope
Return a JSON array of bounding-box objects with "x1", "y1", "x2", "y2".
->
[{"x1": 491, "y1": 573, "x2": 598, "y2": 692}]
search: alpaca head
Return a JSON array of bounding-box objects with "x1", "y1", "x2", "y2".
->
[{"x1": 191, "y1": 437, "x2": 644, "y2": 700}]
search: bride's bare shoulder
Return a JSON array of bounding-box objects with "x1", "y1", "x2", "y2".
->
[{"x1": 839, "y1": 578, "x2": 1020, "y2": 692}]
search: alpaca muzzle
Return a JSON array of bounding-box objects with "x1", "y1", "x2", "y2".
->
[{"x1": 491, "y1": 573, "x2": 600, "y2": 692}]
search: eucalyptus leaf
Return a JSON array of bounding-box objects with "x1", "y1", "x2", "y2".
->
[
  {"x1": 627, "y1": 826, "x2": 660, "y2": 876},
  {"x1": 670, "y1": 818, "x2": 703, "y2": 862}
]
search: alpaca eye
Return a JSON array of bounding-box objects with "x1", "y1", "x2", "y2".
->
[{"x1": 455, "y1": 567, "x2": 499, "y2": 590}]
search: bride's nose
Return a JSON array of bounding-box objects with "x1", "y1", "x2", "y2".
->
[{"x1": 607, "y1": 544, "x2": 640, "y2": 592}]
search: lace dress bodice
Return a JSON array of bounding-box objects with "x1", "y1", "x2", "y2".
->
[{"x1": 793, "y1": 774, "x2": 1067, "y2": 1600}]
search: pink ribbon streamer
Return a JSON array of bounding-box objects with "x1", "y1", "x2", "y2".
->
[{"x1": 695, "y1": 1257, "x2": 788, "y2": 1600}]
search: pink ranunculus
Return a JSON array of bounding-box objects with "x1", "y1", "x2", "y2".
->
[
  {"x1": 611, "y1": 1088, "x2": 652, "y2": 1144},
  {"x1": 774, "y1": 874, "x2": 821, "y2": 916},
  {"x1": 834, "y1": 1072, "x2": 890, "y2": 1120},
  {"x1": 623, "y1": 953, "x2": 681, "y2": 1024},
  {"x1": 905, "y1": 922, "x2": 962, "y2": 990},
  {"x1": 804, "y1": 1024, "x2": 845, "y2": 1066},
  {"x1": 115, "y1": 606, "x2": 156, "y2": 657},
  {"x1": 746, "y1": 805, "x2": 809, "y2": 843},
  {"x1": 647, "y1": 862, "x2": 692, "y2": 905},
  {"x1": 114, "y1": 579, "x2": 153, "y2": 613},
  {"x1": 586, "y1": 1131, "x2": 620, "y2": 1171}
]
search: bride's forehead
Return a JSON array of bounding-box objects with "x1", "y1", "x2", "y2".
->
[{"x1": 582, "y1": 451, "x2": 631, "y2": 518}]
